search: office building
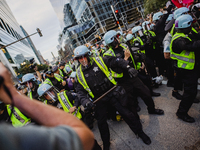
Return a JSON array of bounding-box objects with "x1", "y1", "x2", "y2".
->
[{"x1": 0, "y1": 0, "x2": 39, "y2": 78}]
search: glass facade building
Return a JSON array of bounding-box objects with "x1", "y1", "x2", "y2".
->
[
  {"x1": 50, "y1": 0, "x2": 144, "y2": 60},
  {"x1": 86, "y1": 0, "x2": 144, "y2": 30},
  {"x1": 0, "y1": 0, "x2": 39, "y2": 77}
]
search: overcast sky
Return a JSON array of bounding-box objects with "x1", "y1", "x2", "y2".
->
[{"x1": 6, "y1": 0, "x2": 62, "y2": 62}]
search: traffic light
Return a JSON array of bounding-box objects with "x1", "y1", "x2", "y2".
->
[
  {"x1": 36, "y1": 28, "x2": 43, "y2": 37},
  {"x1": 115, "y1": 10, "x2": 121, "y2": 21}
]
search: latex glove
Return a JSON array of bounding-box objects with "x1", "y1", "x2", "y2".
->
[{"x1": 127, "y1": 66, "x2": 138, "y2": 78}]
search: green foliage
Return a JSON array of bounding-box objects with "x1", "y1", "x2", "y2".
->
[
  {"x1": 144, "y1": 0, "x2": 169, "y2": 15},
  {"x1": 18, "y1": 60, "x2": 48, "y2": 76}
]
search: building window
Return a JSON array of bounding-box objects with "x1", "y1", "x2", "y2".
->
[
  {"x1": 0, "y1": 18, "x2": 10, "y2": 34},
  {"x1": 6, "y1": 23, "x2": 15, "y2": 38},
  {"x1": 0, "y1": 21, "x2": 4, "y2": 30},
  {"x1": 99, "y1": 16, "x2": 103, "y2": 21}
]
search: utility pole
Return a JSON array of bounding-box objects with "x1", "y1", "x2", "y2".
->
[
  {"x1": 0, "y1": 28, "x2": 42, "y2": 49},
  {"x1": 111, "y1": 5, "x2": 123, "y2": 32}
]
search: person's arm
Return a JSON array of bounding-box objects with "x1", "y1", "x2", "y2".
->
[
  {"x1": 34, "y1": 66, "x2": 42, "y2": 82},
  {"x1": 0, "y1": 63, "x2": 94, "y2": 150}
]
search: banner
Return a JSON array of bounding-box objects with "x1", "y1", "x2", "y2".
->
[{"x1": 171, "y1": 0, "x2": 194, "y2": 8}]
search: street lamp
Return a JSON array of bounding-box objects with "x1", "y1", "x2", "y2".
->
[{"x1": 0, "y1": 28, "x2": 43, "y2": 50}]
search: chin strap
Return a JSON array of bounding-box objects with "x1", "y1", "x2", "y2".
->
[{"x1": 0, "y1": 76, "x2": 14, "y2": 123}]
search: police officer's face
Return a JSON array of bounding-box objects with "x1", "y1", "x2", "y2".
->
[
  {"x1": 25, "y1": 81, "x2": 33, "y2": 89},
  {"x1": 78, "y1": 56, "x2": 88, "y2": 66},
  {"x1": 60, "y1": 66, "x2": 64, "y2": 69},
  {"x1": 44, "y1": 90, "x2": 56, "y2": 102}
]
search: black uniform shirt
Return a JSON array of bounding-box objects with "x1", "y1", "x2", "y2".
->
[{"x1": 76, "y1": 56, "x2": 128, "y2": 106}]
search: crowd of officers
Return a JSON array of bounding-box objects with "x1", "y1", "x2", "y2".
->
[{"x1": 1, "y1": 3, "x2": 200, "y2": 150}]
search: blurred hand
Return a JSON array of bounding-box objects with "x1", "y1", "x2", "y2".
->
[
  {"x1": 62, "y1": 81, "x2": 66, "y2": 86},
  {"x1": 124, "y1": 49, "x2": 130, "y2": 60},
  {"x1": 0, "y1": 63, "x2": 18, "y2": 104},
  {"x1": 69, "y1": 106, "x2": 76, "y2": 114}
]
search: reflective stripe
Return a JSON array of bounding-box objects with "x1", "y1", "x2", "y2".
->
[
  {"x1": 170, "y1": 32, "x2": 195, "y2": 70},
  {"x1": 59, "y1": 69, "x2": 64, "y2": 77},
  {"x1": 181, "y1": 63, "x2": 187, "y2": 68},
  {"x1": 43, "y1": 78, "x2": 53, "y2": 86},
  {"x1": 54, "y1": 73, "x2": 63, "y2": 82},
  {"x1": 58, "y1": 91, "x2": 82, "y2": 119},
  {"x1": 170, "y1": 54, "x2": 195, "y2": 62},
  {"x1": 76, "y1": 65, "x2": 94, "y2": 98},
  {"x1": 7, "y1": 105, "x2": 31, "y2": 127},
  {"x1": 76, "y1": 57, "x2": 117, "y2": 98},
  {"x1": 28, "y1": 91, "x2": 32, "y2": 99}
]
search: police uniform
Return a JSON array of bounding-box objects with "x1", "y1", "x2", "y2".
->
[
  {"x1": 170, "y1": 31, "x2": 200, "y2": 122},
  {"x1": 103, "y1": 44, "x2": 161, "y2": 112},
  {"x1": 76, "y1": 56, "x2": 144, "y2": 149}
]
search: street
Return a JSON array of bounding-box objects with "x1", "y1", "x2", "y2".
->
[{"x1": 92, "y1": 79, "x2": 200, "y2": 150}]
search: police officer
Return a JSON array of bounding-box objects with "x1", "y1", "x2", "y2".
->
[
  {"x1": 6, "y1": 73, "x2": 40, "y2": 127},
  {"x1": 59, "y1": 61, "x2": 68, "y2": 78},
  {"x1": 21, "y1": 73, "x2": 40, "y2": 100},
  {"x1": 103, "y1": 30, "x2": 164, "y2": 114},
  {"x1": 43, "y1": 70, "x2": 67, "y2": 92},
  {"x1": 132, "y1": 25, "x2": 159, "y2": 81},
  {"x1": 52, "y1": 66, "x2": 70, "y2": 91},
  {"x1": 37, "y1": 83, "x2": 82, "y2": 119},
  {"x1": 74, "y1": 45, "x2": 151, "y2": 149},
  {"x1": 153, "y1": 5, "x2": 173, "y2": 76},
  {"x1": 170, "y1": 14, "x2": 200, "y2": 123}
]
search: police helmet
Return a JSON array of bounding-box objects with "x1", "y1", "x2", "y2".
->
[
  {"x1": 59, "y1": 61, "x2": 65, "y2": 67},
  {"x1": 153, "y1": 12, "x2": 163, "y2": 21},
  {"x1": 174, "y1": 7, "x2": 189, "y2": 19},
  {"x1": 102, "y1": 41, "x2": 107, "y2": 46},
  {"x1": 134, "y1": 26, "x2": 143, "y2": 33},
  {"x1": 175, "y1": 14, "x2": 193, "y2": 29},
  {"x1": 52, "y1": 66, "x2": 58, "y2": 73},
  {"x1": 74, "y1": 45, "x2": 90, "y2": 59},
  {"x1": 22, "y1": 73, "x2": 36, "y2": 83},
  {"x1": 150, "y1": 24, "x2": 155, "y2": 30},
  {"x1": 126, "y1": 34, "x2": 134, "y2": 41},
  {"x1": 142, "y1": 21, "x2": 150, "y2": 28},
  {"x1": 37, "y1": 83, "x2": 52, "y2": 97},
  {"x1": 117, "y1": 31, "x2": 123, "y2": 35},
  {"x1": 103, "y1": 30, "x2": 117, "y2": 45},
  {"x1": 166, "y1": 14, "x2": 174, "y2": 22}
]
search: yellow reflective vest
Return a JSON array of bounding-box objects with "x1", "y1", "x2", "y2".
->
[
  {"x1": 7, "y1": 105, "x2": 31, "y2": 127},
  {"x1": 170, "y1": 32, "x2": 195, "y2": 70},
  {"x1": 57, "y1": 91, "x2": 82, "y2": 119},
  {"x1": 76, "y1": 57, "x2": 117, "y2": 98}
]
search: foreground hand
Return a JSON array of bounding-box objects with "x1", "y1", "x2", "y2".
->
[{"x1": 0, "y1": 63, "x2": 18, "y2": 104}]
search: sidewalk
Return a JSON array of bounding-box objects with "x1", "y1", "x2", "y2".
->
[{"x1": 92, "y1": 82, "x2": 200, "y2": 150}]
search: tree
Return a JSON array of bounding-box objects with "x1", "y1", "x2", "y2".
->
[
  {"x1": 144, "y1": 0, "x2": 169, "y2": 15},
  {"x1": 18, "y1": 60, "x2": 48, "y2": 76}
]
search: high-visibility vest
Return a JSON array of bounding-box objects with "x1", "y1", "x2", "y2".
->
[
  {"x1": 170, "y1": 24, "x2": 198, "y2": 36},
  {"x1": 59, "y1": 69, "x2": 64, "y2": 77},
  {"x1": 76, "y1": 57, "x2": 117, "y2": 98},
  {"x1": 43, "y1": 78, "x2": 53, "y2": 86},
  {"x1": 144, "y1": 30, "x2": 156, "y2": 49},
  {"x1": 27, "y1": 91, "x2": 32, "y2": 99},
  {"x1": 57, "y1": 91, "x2": 82, "y2": 119},
  {"x1": 7, "y1": 105, "x2": 31, "y2": 127},
  {"x1": 170, "y1": 32, "x2": 195, "y2": 70},
  {"x1": 103, "y1": 43, "x2": 138, "y2": 70},
  {"x1": 64, "y1": 64, "x2": 73, "y2": 73},
  {"x1": 133, "y1": 37, "x2": 145, "y2": 54},
  {"x1": 54, "y1": 73, "x2": 63, "y2": 82}
]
